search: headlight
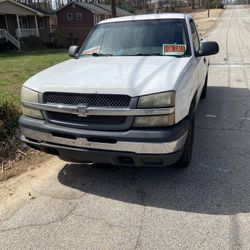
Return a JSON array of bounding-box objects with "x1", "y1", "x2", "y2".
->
[
  {"x1": 133, "y1": 114, "x2": 175, "y2": 127},
  {"x1": 138, "y1": 91, "x2": 175, "y2": 108},
  {"x1": 21, "y1": 87, "x2": 43, "y2": 119},
  {"x1": 134, "y1": 91, "x2": 175, "y2": 127}
]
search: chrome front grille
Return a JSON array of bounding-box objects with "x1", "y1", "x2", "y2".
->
[
  {"x1": 43, "y1": 92, "x2": 132, "y2": 130},
  {"x1": 43, "y1": 93, "x2": 131, "y2": 107}
]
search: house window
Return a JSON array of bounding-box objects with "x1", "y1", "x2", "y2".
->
[
  {"x1": 67, "y1": 13, "x2": 73, "y2": 21},
  {"x1": 19, "y1": 16, "x2": 29, "y2": 29},
  {"x1": 38, "y1": 17, "x2": 45, "y2": 29},
  {"x1": 76, "y1": 12, "x2": 82, "y2": 20}
]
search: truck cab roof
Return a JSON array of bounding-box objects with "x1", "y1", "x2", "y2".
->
[{"x1": 99, "y1": 13, "x2": 191, "y2": 24}]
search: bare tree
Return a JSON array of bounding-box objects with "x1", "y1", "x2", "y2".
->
[{"x1": 110, "y1": 0, "x2": 117, "y2": 17}]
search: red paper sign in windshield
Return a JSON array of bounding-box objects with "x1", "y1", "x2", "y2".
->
[
  {"x1": 163, "y1": 44, "x2": 186, "y2": 56},
  {"x1": 82, "y1": 46, "x2": 100, "y2": 55}
]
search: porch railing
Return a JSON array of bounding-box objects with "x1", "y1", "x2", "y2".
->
[
  {"x1": 0, "y1": 29, "x2": 7, "y2": 39},
  {"x1": 6, "y1": 32, "x2": 20, "y2": 50},
  {"x1": 0, "y1": 29, "x2": 20, "y2": 50},
  {"x1": 15, "y1": 28, "x2": 38, "y2": 38}
]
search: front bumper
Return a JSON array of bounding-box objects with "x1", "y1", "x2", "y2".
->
[{"x1": 19, "y1": 116, "x2": 189, "y2": 166}]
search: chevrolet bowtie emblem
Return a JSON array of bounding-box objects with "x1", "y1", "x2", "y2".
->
[{"x1": 77, "y1": 104, "x2": 88, "y2": 117}]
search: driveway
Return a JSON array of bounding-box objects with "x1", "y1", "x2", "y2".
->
[{"x1": 0, "y1": 6, "x2": 250, "y2": 250}]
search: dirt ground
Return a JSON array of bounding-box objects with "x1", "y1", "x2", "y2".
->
[
  {"x1": 192, "y1": 9, "x2": 223, "y2": 36},
  {"x1": 0, "y1": 150, "x2": 51, "y2": 182}
]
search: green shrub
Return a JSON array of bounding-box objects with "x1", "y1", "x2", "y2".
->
[
  {"x1": 20, "y1": 36, "x2": 42, "y2": 49},
  {"x1": 50, "y1": 31, "x2": 63, "y2": 48},
  {"x1": 67, "y1": 33, "x2": 79, "y2": 47},
  {"x1": 0, "y1": 101, "x2": 21, "y2": 141}
]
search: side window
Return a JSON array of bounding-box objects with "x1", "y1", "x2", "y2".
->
[
  {"x1": 190, "y1": 21, "x2": 200, "y2": 53},
  {"x1": 67, "y1": 13, "x2": 73, "y2": 21},
  {"x1": 76, "y1": 13, "x2": 82, "y2": 21}
]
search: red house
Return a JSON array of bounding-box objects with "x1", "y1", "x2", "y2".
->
[{"x1": 56, "y1": 1, "x2": 132, "y2": 47}]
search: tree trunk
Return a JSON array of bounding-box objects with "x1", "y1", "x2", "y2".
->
[{"x1": 110, "y1": 0, "x2": 116, "y2": 17}]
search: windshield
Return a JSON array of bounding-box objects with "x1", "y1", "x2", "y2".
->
[{"x1": 80, "y1": 19, "x2": 191, "y2": 57}]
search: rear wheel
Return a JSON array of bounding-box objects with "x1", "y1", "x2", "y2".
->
[{"x1": 176, "y1": 106, "x2": 195, "y2": 168}]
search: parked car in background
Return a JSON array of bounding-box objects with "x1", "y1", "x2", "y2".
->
[{"x1": 19, "y1": 13, "x2": 219, "y2": 167}]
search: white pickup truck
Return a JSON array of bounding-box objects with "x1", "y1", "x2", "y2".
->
[{"x1": 19, "y1": 13, "x2": 219, "y2": 167}]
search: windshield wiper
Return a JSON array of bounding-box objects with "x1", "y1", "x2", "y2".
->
[
  {"x1": 92, "y1": 53, "x2": 113, "y2": 57},
  {"x1": 134, "y1": 53, "x2": 163, "y2": 56},
  {"x1": 92, "y1": 53, "x2": 164, "y2": 57}
]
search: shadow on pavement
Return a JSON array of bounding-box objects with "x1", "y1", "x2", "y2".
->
[{"x1": 58, "y1": 86, "x2": 250, "y2": 215}]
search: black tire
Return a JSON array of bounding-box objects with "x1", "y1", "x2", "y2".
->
[
  {"x1": 201, "y1": 74, "x2": 208, "y2": 99},
  {"x1": 176, "y1": 107, "x2": 195, "y2": 168}
]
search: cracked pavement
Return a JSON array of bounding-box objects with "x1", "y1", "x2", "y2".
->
[{"x1": 0, "y1": 5, "x2": 250, "y2": 250}]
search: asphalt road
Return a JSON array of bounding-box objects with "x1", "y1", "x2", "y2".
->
[{"x1": 1, "y1": 6, "x2": 250, "y2": 250}]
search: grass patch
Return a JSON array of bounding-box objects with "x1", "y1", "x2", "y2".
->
[
  {"x1": 0, "y1": 49, "x2": 68, "y2": 142},
  {"x1": 0, "y1": 49, "x2": 68, "y2": 104}
]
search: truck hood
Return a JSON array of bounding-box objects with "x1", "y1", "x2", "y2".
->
[{"x1": 24, "y1": 56, "x2": 192, "y2": 97}]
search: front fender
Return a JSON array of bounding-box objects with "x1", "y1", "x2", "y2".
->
[{"x1": 175, "y1": 58, "x2": 199, "y2": 123}]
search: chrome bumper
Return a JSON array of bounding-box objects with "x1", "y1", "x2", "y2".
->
[
  {"x1": 21, "y1": 127, "x2": 187, "y2": 155},
  {"x1": 21, "y1": 101, "x2": 175, "y2": 117}
]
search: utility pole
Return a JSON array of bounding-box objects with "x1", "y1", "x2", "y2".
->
[
  {"x1": 207, "y1": 0, "x2": 210, "y2": 18},
  {"x1": 110, "y1": 0, "x2": 116, "y2": 18}
]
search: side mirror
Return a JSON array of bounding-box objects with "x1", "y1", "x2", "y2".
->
[
  {"x1": 69, "y1": 45, "x2": 79, "y2": 58},
  {"x1": 197, "y1": 41, "x2": 219, "y2": 57}
]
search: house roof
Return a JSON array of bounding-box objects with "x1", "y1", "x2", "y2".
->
[
  {"x1": 94, "y1": 3, "x2": 132, "y2": 17},
  {"x1": 57, "y1": 2, "x2": 110, "y2": 15},
  {"x1": 0, "y1": 0, "x2": 44, "y2": 16},
  {"x1": 22, "y1": 3, "x2": 54, "y2": 16},
  {"x1": 76, "y1": 2, "x2": 110, "y2": 15},
  {"x1": 57, "y1": 2, "x2": 132, "y2": 16}
]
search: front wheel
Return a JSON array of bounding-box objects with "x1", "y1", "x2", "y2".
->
[{"x1": 176, "y1": 110, "x2": 195, "y2": 168}]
